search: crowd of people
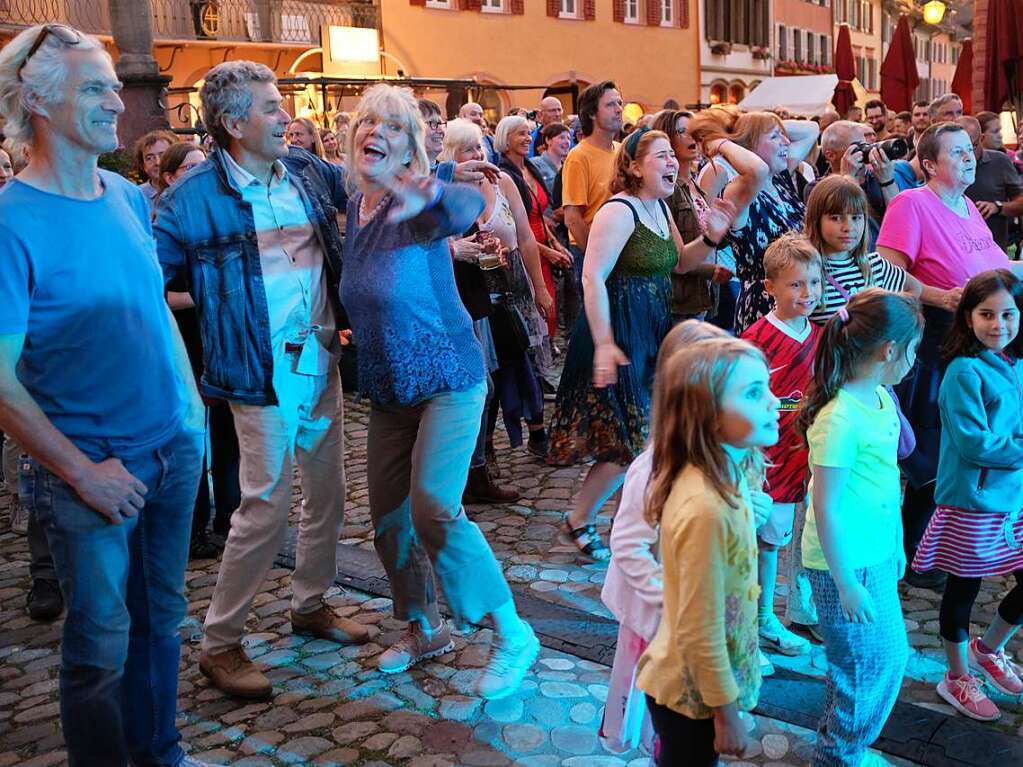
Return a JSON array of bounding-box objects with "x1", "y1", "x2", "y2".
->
[{"x1": 3, "y1": 20, "x2": 1023, "y2": 767}]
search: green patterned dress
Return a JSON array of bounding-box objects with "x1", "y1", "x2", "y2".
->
[{"x1": 547, "y1": 198, "x2": 678, "y2": 466}]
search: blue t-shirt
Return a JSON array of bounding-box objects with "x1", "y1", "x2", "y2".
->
[{"x1": 0, "y1": 171, "x2": 184, "y2": 460}]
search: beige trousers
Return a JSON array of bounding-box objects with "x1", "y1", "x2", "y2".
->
[{"x1": 202, "y1": 365, "x2": 344, "y2": 653}]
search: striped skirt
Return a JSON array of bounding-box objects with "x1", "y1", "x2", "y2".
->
[{"x1": 912, "y1": 507, "x2": 1023, "y2": 578}]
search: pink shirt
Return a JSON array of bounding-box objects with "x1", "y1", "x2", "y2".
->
[{"x1": 876, "y1": 185, "x2": 1008, "y2": 290}]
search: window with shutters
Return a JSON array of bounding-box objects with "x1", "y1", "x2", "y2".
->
[
  {"x1": 560, "y1": 0, "x2": 578, "y2": 16},
  {"x1": 482, "y1": 0, "x2": 504, "y2": 11},
  {"x1": 807, "y1": 30, "x2": 815, "y2": 64},
  {"x1": 794, "y1": 28, "x2": 803, "y2": 62},
  {"x1": 624, "y1": 0, "x2": 639, "y2": 22},
  {"x1": 952, "y1": 45, "x2": 959, "y2": 64},
  {"x1": 820, "y1": 35, "x2": 829, "y2": 66},
  {"x1": 661, "y1": 0, "x2": 673, "y2": 25},
  {"x1": 778, "y1": 24, "x2": 787, "y2": 60},
  {"x1": 705, "y1": 0, "x2": 767, "y2": 45}
]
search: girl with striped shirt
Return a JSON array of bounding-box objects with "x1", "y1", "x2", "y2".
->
[
  {"x1": 913, "y1": 269, "x2": 1023, "y2": 722},
  {"x1": 803, "y1": 176, "x2": 926, "y2": 325}
]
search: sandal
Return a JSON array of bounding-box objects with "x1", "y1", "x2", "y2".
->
[{"x1": 563, "y1": 519, "x2": 611, "y2": 561}]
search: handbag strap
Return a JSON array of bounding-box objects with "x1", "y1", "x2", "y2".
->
[{"x1": 824, "y1": 270, "x2": 853, "y2": 302}]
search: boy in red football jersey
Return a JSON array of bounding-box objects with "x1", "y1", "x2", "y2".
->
[{"x1": 741, "y1": 233, "x2": 824, "y2": 658}]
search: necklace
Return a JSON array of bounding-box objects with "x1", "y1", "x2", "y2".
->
[
  {"x1": 639, "y1": 196, "x2": 666, "y2": 237},
  {"x1": 359, "y1": 192, "x2": 390, "y2": 225}
]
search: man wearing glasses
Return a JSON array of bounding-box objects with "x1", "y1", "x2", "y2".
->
[
  {"x1": 959, "y1": 115, "x2": 1023, "y2": 252},
  {"x1": 0, "y1": 24, "x2": 208, "y2": 767}
]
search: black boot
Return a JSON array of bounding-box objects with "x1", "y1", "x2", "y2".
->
[
  {"x1": 463, "y1": 466, "x2": 521, "y2": 504},
  {"x1": 526, "y1": 428, "x2": 549, "y2": 459},
  {"x1": 26, "y1": 579, "x2": 64, "y2": 622}
]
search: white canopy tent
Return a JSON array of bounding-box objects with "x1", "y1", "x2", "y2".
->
[{"x1": 738, "y1": 74, "x2": 855, "y2": 117}]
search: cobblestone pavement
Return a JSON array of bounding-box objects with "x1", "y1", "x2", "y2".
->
[{"x1": 1, "y1": 394, "x2": 1021, "y2": 765}]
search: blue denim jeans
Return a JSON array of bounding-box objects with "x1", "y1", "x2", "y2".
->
[{"x1": 22, "y1": 427, "x2": 203, "y2": 767}]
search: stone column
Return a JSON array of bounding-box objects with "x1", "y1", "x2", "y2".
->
[{"x1": 108, "y1": 0, "x2": 172, "y2": 150}]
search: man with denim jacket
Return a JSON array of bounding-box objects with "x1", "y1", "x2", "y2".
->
[{"x1": 156, "y1": 60, "x2": 369, "y2": 700}]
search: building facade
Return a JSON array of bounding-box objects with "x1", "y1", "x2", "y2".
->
[
  {"x1": 378, "y1": 0, "x2": 700, "y2": 117},
  {"x1": 773, "y1": 0, "x2": 833, "y2": 78},
  {"x1": 834, "y1": 0, "x2": 881, "y2": 96},
  {"x1": 698, "y1": 0, "x2": 773, "y2": 106}
]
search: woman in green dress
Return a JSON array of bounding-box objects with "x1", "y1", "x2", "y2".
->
[{"x1": 548, "y1": 128, "x2": 736, "y2": 559}]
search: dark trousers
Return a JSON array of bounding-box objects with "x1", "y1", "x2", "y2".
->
[
  {"x1": 646, "y1": 696, "x2": 719, "y2": 767},
  {"x1": 940, "y1": 571, "x2": 1023, "y2": 642},
  {"x1": 901, "y1": 482, "x2": 936, "y2": 566},
  {"x1": 189, "y1": 401, "x2": 240, "y2": 539}
]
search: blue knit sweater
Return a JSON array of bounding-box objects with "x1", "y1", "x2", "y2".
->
[{"x1": 341, "y1": 182, "x2": 486, "y2": 406}]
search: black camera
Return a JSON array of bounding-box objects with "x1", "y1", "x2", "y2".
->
[
  {"x1": 525, "y1": 110, "x2": 538, "y2": 121},
  {"x1": 851, "y1": 136, "x2": 909, "y2": 163}
]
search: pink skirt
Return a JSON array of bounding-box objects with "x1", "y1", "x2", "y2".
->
[
  {"x1": 913, "y1": 507, "x2": 1023, "y2": 578},
  {"x1": 599, "y1": 624, "x2": 655, "y2": 755}
]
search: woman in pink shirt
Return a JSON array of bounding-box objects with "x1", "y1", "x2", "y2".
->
[{"x1": 876, "y1": 122, "x2": 1017, "y2": 590}]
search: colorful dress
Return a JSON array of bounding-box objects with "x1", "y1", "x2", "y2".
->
[
  {"x1": 547, "y1": 198, "x2": 677, "y2": 466},
  {"x1": 731, "y1": 173, "x2": 805, "y2": 335}
]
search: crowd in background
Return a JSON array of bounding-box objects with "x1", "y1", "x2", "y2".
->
[{"x1": 5, "y1": 20, "x2": 1023, "y2": 767}]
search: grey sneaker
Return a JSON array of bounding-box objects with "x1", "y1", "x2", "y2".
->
[
  {"x1": 9, "y1": 500, "x2": 27, "y2": 535},
  {"x1": 378, "y1": 621, "x2": 454, "y2": 674},
  {"x1": 477, "y1": 622, "x2": 540, "y2": 700}
]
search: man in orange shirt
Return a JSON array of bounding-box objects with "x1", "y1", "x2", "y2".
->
[{"x1": 561, "y1": 80, "x2": 624, "y2": 319}]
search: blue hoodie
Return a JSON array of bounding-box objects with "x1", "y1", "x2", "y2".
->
[{"x1": 935, "y1": 349, "x2": 1023, "y2": 514}]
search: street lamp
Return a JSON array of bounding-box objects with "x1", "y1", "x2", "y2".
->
[{"x1": 922, "y1": 0, "x2": 947, "y2": 25}]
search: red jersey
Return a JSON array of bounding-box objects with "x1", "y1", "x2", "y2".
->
[{"x1": 741, "y1": 313, "x2": 822, "y2": 503}]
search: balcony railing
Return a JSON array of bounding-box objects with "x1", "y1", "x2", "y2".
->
[{"x1": 0, "y1": 0, "x2": 378, "y2": 45}]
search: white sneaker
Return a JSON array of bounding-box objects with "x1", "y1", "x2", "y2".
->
[
  {"x1": 759, "y1": 649, "x2": 775, "y2": 677},
  {"x1": 784, "y1": 570, "x2": 818, "y2": 626},
  {"x1": 759, "y1": 613, "x2": 810, "y2": 656},
  {"x1": 477, "y1": 622, "x2": 540, "y2": 700}
]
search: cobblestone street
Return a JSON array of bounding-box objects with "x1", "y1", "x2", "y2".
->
[{"x1": 2, "y1": 395, "x2": 1022, "y2": 766}]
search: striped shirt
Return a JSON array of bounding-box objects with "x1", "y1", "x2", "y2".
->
[{"x1": 810, "y1": 252, "x2": 907, "y2": 325}]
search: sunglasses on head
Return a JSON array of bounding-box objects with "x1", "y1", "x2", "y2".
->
[{"x1": 17, "y1": 24, "x2": 82, "y2": 82}]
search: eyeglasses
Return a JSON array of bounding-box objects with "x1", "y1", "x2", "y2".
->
[
  {"x1": 426, "y1": 120, "x2": 447, "y2": 131},
  {"x1": 17, "y1": 24, "x2": 82, "y2": 82}
]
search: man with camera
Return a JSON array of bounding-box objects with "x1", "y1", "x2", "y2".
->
[
  {"x1": 809, "y1": 120, "x2": 917, "y2": 247},
  {"x1": 959, "y1": 115, "x2": 1023, "y2": 252}
]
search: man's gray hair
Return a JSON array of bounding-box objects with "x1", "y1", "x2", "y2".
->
[
  {"x1": 200, "y1": 60, "x2": 277, "y2": 149},
  {"x1": 821, "y1": 120, "x2": 866, "y2": 154},
  {"x1": 0, "y1": 25, "x2": 107, "y2": 152},
  {"x1": 929, "y1": 93, "x2": 963, "y2": 120}
]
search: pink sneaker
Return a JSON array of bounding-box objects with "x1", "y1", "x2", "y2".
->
[
  {"x1": 937, "y1": 672, "x2": 1001, "y2": 721},
  {"x1": 968, "y1": 638, "x2": 1023, "y2": 696}
]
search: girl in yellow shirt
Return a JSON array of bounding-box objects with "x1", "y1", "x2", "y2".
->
[{"x1": 636, "y1": 337, "x2": 780, "y2": 766}]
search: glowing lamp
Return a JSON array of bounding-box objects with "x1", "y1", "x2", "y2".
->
[{"x1": 922, "y1": 0, "x2": 946, "y2": 25}]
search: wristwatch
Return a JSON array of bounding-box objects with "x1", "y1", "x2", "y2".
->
[{"x1": 996, "y1": 201, "x2": 1005, "y2": 213}]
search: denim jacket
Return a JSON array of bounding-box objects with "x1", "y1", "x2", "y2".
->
[
  {"x1": 936, "y1": 350, "x2": 1023, "y2": 514},
  {"x1": 156, "y1": 146, "x2": 347, "y2": 406}
]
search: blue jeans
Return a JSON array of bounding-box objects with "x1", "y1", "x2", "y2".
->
[{"x1": 22, "y1": 428, "x2": 202, "y2": 767}]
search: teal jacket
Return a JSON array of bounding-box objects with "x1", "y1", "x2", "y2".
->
[{"x1": 935, "y1": 350, "x2": 1023, "y2": 513}]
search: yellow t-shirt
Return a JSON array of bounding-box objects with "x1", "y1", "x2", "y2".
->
[
  {"x1": 560, "y1": 139, "x2": 619, "y2": 243},
  {"x1": 802, "y1": 386, "x2": 902, "y2": 571},
  {"x1": 636, "y1": 465, "x2": 761, "y2": 719}
]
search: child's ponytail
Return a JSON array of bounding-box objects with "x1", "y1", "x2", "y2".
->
[{"x1": 797, "y1": 289, "x2": 924, "y2": 437}]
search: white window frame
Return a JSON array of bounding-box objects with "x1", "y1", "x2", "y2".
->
[
  {"x1": 425, "y1": 0, "x2": 451, "y2": 7},
  {"x1": 624, "y1": 0, "x2": 639, "y2": 23},
  {"x1": 820, "y1": 34, "x2": 830, "y2": 66},
  {"x1": 660, "y1": 0, "x2": 674, "y2": 27},
  {"x1": 794, "y1": 27, "x2": 803, "y2": 63},
  {"x1": 807, "y1": 30, "x2": 815, "y2": 65},
  {"x1": 559, "y1": 0, "x2": 579, "y2": 19},
  {"x1": 482, "y1": 0, "x2": 505, "y2": 13},
  {"x1": 778, "y1": 24, "x2": 788, "y2": 60}
]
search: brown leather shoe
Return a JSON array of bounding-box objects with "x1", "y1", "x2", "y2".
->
[
  {"x1": 199, "y1": 646, "x2": 272, "y2": 700},
  {"x1": 463, "y1": 465, "x2": 521, "y2": 504},
  {"x1": 291, "y1": 604, "x2": 372, "y2": 644}
]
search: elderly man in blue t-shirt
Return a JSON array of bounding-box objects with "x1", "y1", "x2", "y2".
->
[{"x1": 0, "y1": 25, "x2": 207, "y2": 767}]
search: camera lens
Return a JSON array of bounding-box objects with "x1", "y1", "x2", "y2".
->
[{"x1": 879, "y1": 136, "x2": 909, "y2": 161}]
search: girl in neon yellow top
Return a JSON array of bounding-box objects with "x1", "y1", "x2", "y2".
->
[
  {"x1": 636, "y1": 337, "x2": 780, "y2": 765},
  {"x1": 797, "y1": 288, "x2": 924, "y2": 767}
]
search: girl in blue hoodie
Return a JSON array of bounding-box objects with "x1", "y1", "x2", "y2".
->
[{"x1": 914, "y1": 268, "x2": 1023, "y2": 722}]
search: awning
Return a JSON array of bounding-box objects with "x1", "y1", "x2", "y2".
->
[{"x1": 739, "y1": 74, "x2": 840, "y2": 117}]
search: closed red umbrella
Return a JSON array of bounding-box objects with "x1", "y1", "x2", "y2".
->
[
  {"x1": 832, "y1": 24, "x2": 856, "y2": 116},
  {"x1": 880, "y1": 15, "x2": 920, "y2": 113},
  {"x1": 984, "y1": 0, "x2": 1023, "y2": 114},
  {"x1": 951, "y1": 39, "x2": 973, "y2": 114}
]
